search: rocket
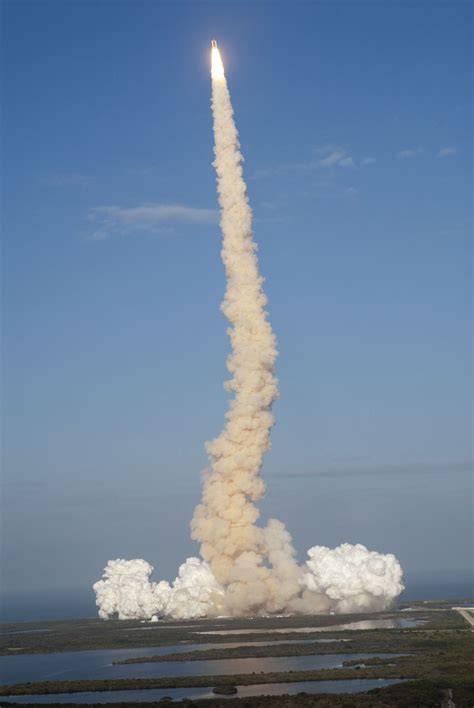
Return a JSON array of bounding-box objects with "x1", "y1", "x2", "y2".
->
[{"x1": 210, "y1": 38, "x2": 224, "y2": 79}]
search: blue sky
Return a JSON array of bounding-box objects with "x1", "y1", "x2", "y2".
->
[{"x1": 2, "y1": 0, "x2": 472, "y2": 610}]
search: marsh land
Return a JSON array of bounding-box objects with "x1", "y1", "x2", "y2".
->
[{"x1": 0, "y1": 600, "x2": 472, "y2": 706}]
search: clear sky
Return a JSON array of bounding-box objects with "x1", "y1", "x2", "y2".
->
[{"x1": 2, "y1": 0, "x2": 472, "y2": 613}]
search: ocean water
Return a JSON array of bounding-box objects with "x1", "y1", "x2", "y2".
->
[{"x1": 0, "y1": 589, "x2": 97, "y2": 623}]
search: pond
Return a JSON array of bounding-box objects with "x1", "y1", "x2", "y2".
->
[
  {"x1": 195, "y1": 618, "x2": 424, "y2": 635},
  {"x1": 0, "y1": 649, "x2": 402, "y2": 685},
  {"x1": 0, "y1": 629, "x2": 51, "y2": 636},
  {"x1": 3, "y1": 678, "x2": 406, "y2": 703}
]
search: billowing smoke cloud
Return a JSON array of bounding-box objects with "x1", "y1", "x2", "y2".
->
[
  {"x1": 302, "y1": 544, "x2": 404, "y2": 614},
  {"x1": 93, "y1": 558, "x2": 225, "y2": 621},
  {"x1": 94, "y1": 543, "x2": 403, "y2": 620},
  {"x1": 93, "y1": 559, "x2": 170, "y2": 620},
  {"x1": 94, "y1": 44, "x2": 404, "y2": 621},
  {"x1": 164, "y1": 557, "x2": 226, "y2": 620}
]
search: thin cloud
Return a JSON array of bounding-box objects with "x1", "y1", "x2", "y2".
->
[
  {"x1": 361, "y1": 157, "x2": 376, "y2": 166},
  {"x1": 255, "y1": 201, "x2": 284, "y2": 223},
  {"x1": 436, "y1": 146, "x2": 458, "y2": 158},
  {"x1": 87, "y1": 203, "x2": 218, "y2": 240},
  {"x1": 252, "y1": 146, "x2": 356, "y2": 180},
  {"x1": 251, "y1": 160, "x2": 316, "y2": 180},
  {"x1": 318, "y1": 147, "x2": 354, "y2": 168},
  {"x1": 42, "y1": 172, "x2": 92, "y2": 187},
  {"x1": 252, "y1": 167, "x2": 276, "y2": 179},
  {"x1": 339, "y1": 156, "x2": 354, "y2": 167},
  {"x1": 397, "y1": 148, "x2": 422, "y2": 159},
  {"x1": 254, "y1": 215, "x2": 285, "y2": 224},
  {"x1": 276, "y1": 460, "x2": 472, "y2": 479}
]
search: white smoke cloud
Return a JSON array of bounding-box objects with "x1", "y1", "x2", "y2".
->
[
  {"x1": 94, "y1": 557, "x2": 225, "y2": 621},
  {"x1": 164, "y1": 557, "x2": 226, "y2": 620},
  {"x1": 302, "y1": 544, "x2": 405, "y2": 614},
  {"x1": 94, "y1": 543, "x2": 404, "y2": 620},
  {"x1": 93, "y1": 44, "x2": 405, "y2": 621},
  {"x1": 93, "y1": 559, "x2": 170, "y2": 620}
]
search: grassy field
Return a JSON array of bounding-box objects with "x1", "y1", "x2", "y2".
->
[{"x1": 0, "y1": 604, "x2": 472, "y2": 706}]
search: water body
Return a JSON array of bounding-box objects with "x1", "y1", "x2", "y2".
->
[
  {"x1": 0, "y1": 629, "x2": 51, "y2": 636},
  {"x1": 3, "y1": 678, "x2": 406, "y2": 703},
  {"x1": 196, "y1": 618, "x2": 423, "y2": 635},
  {"x1": 193, "y1": 638, "x2": 348, "y2": 649},
  {"x1": 0, "y1": 649, "x2": 401, "y2": 685}
]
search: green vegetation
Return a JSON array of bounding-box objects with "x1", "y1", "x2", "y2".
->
[
  {"x1": 112, "y1": 624, "x2": 466, "y2": 665},
  {"x1": 0, "y1": 629, "x2": 472, "y2": 699},
  {"x1": 0, "y1": 608, "x2": 472, "y2": 706},
  {"x1": 0, "y1": 666, "x2": 422, "y2": 695},
  {"x1": 0, "y1": 609, "x2": 451, "y2": 656}
]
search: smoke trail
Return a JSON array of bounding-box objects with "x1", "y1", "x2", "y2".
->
[
  {"x1": 189, "y1": 44, "x2": 292, "y2": 615},
  {"x1": 93, "y1": 43, "x2": 404, "y2": 621}
]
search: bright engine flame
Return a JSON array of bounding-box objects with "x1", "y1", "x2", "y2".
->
[{"x1": 211, "y1": 46, "x2": 225, "y2": 81}]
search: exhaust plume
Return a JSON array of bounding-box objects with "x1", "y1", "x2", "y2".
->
[
  {"x1": 93, "y1": 41, "x2": 404, "y2": 621},
  {"x1": 190, "y1": 42, "x2": 283, "y2": 615},
  {"x1": 93, "y1": 557, "x2": 225, "y2": 621}
]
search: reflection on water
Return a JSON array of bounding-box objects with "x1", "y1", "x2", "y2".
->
[
  {"x1": 128, "y1": 624, "x2": 207, "y2": 631},
  {"x1": 195, "y1": 638, "x2": 349, "y2": 649},
  {"x1": 0, "y1": 650, "x2": 401, "y2": 685},
  {"x1": 0, "y1": 641, "x2": 348, "y2": 685},
  {"x1": 0, "y1": 629, "x2": 51, "y2": 636},
  {"x1": 3, "y1": 678, "x2": 406, "y2": 703},
  {"x1": 196, "y1": 618, "x2": 423, "y2": 635}
]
